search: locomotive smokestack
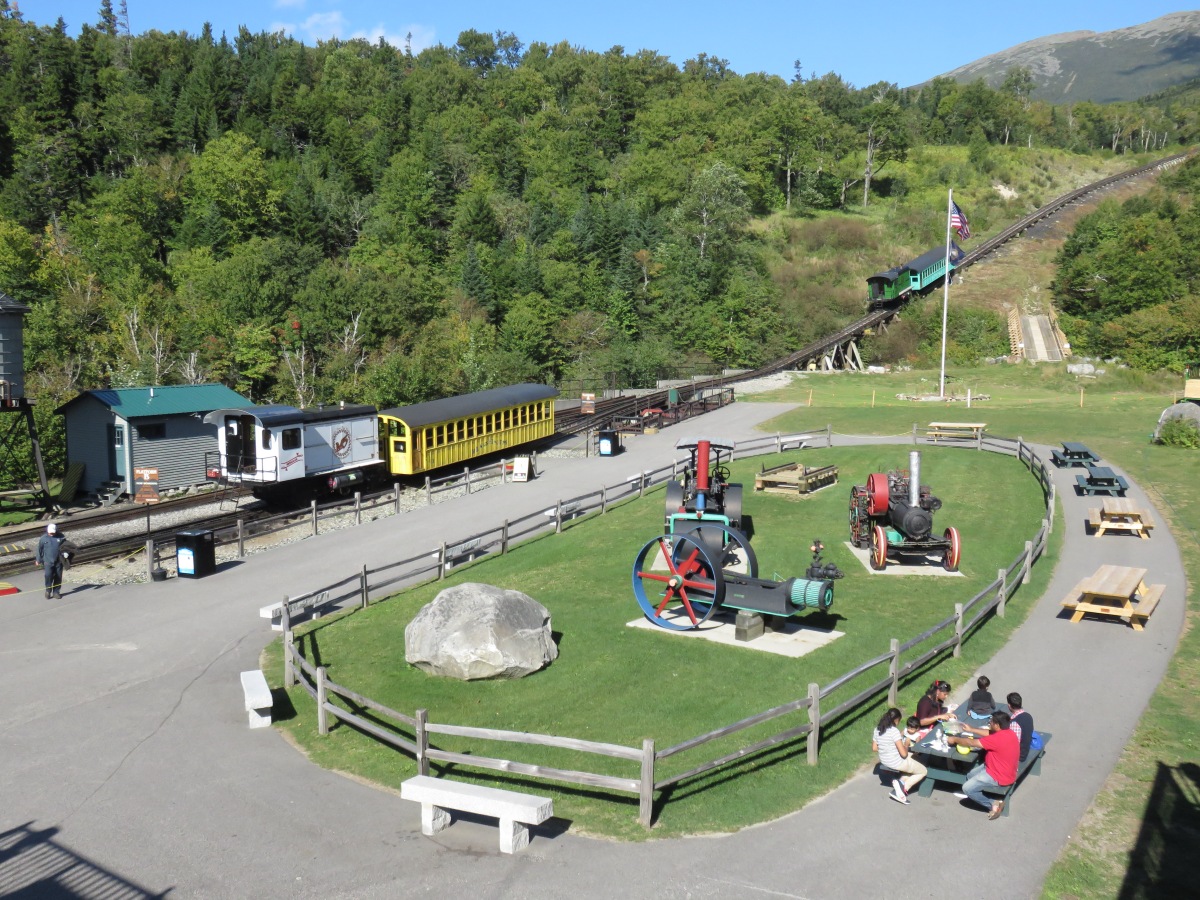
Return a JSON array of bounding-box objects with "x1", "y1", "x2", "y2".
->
[{"x1": 908, "y1": 451, "x2": 921, "y2": 508}]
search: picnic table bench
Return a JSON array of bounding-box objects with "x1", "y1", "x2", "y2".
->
[
  {"x1": 1051, "y1": 441, "x2": 1100, "y2": 468},
  {"x1": 1060, "y1": 563, "x2": 1164, "y2": 630},
  {"x1": 927, "y1": 422, "x2": 986, "y2": 442},
  {"x1": 1087, "y1": 498, "x2": 1154, "y2": 539},
  {"x1": 1075, "y1": 465, "x2": 1128, "y2": 496}
]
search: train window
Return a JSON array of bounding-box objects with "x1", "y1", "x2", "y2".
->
[
  {"x1": 386, "y1": 419, "x2": 406, "y2": 438},
  {"x1": 261, "y1": 429, "x2": 272, "y2": 450},
  {"x1": 502, "y1": 410, "x2": 510, "y2": 428},
  {"x1": 521, "y1": 406, "x2": 528, "y2": 424},
  {"x1": 282, "y1": 428, "x2": 301, "y2": 450},
  {"x1": 427, "y1": 427, "x2": 436, "y2": 447},
  {"x1": 392, "y1": 440, "x2": 406, "y2": 453},
  {"x1": 466, "y1": 418, "x2": 475, "y2": 438}
]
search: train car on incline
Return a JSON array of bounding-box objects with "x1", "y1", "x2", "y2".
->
[
  {"x1": 380, "y1": 383, "x2": 558, "y2": 476},
  {"x1": 867, "y1": 242, "x2": 965, "y2": 309}
]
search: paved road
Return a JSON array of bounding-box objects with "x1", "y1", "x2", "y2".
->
[{"x1": 0, "y1": 402, "x2": 1184, "y2": 899}]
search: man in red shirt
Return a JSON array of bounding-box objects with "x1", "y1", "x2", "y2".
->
[{"x1": 947, "y1": 710, "x2": 1019, "y2": 819}]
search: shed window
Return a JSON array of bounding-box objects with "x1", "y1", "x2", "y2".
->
[{"x1": 139, "y1": 423, "x2": 167, "y2": 440}]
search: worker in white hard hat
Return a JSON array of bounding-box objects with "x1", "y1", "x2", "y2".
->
[{"x1": 35, "y1": 523, "x2": 67, "y2": 599}]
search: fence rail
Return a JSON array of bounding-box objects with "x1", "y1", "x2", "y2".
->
[{"x1": 277, "y1": 429, "x2": 1053, "y2": 828}]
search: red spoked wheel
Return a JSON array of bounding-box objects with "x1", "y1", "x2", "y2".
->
[
  {"x1": 870, "y1": 524, "x2": 888, "y2": 571},
  {"x1": 867, "y1": 472, "x2": 890, "y2": 516},
  {"x1": 943, "y1": 526, "x2": 961, "y2": 572},
  {"x1": 632, "y1": 532, "x2": 725, "y2": 631}
]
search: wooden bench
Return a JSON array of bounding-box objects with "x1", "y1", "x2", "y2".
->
[
  {"x1": 1133, "y1": 584, "x2": 1165, "y2": 622},
  {"x1": 260, "y1": 590, "x2": 332, "y2": 631},
  {"x1": 240, "y1": 669, "x2": 273, "y2": 729},
  {"x1": 927, "y1": 422, "x2": 986, "y2": 442},
  {"x1": 1086, "y1": 508, "x2": 1103, "y2": 531},
  {"x1": 1075, "y1": 473, "x2": 1128, "y2": 496},
  {"x1": 400, "y1": 775, "x2": 553, "y2": 854},
  {"x1": 977, "y1": 731, "x2": 1052, "y2": 816}
]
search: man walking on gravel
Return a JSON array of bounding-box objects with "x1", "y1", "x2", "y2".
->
[{"x1": 36, "y1": 523, "x2": 67, "y2": 599}]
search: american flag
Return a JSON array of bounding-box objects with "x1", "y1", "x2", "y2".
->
[{"x1": 950, "y1": 201, "x2": 972, "y2": 240}]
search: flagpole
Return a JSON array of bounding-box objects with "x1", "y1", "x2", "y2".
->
[{"x1": 940, "y1": 189, "x2": 953, "y2": 399}]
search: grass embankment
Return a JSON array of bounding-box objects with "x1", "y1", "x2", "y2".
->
[
  {"x1": 269, "y1": 438, "x2": 1049, "y2": 840},
  {"x1": 740, "y1": 364, "x2": 1194, "y2": 898}
]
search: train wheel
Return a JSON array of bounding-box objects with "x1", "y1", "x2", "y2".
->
[
  {"x1": 870, "y1": 525, "x2": 888, "y2": 571},
  {"x1": 632, "y1": 533, "x2": 724, "y2": 630},
  {"x1": 943, "y1": 526, "x2": 961, "y2": 572}
]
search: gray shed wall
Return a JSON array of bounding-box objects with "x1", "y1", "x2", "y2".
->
[
  {"x1": 0, "y1": 310, "x2": 25, "y2": 399},
  {"x1": 64, "y1": 398, "x2": 118, "y2": 494},
  {"x1": 130, "y1": 417, "x2": 214, "y2": 491}
]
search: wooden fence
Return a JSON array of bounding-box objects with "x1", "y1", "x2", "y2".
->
[{"x1": 276, "y1": 429, "x2": 1055, "y2": 827}]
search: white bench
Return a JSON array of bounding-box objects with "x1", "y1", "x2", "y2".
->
[
  {"x1": 400, "y1": 775, "x2": 553, "y2": 854},
  {"x1": 260, "y1": 591, "x2": 330, "y2": 631},
  {"x1": 240, "y1": 669, "x2": 272, "y2": 729}
]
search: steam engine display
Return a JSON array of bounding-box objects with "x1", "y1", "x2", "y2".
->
[
  {"x1": 205, "y1": 383, "x2": 558, "y2": 498},
  {"x1": 866, "y1": 243, "x2": 965, "y2": 309}
]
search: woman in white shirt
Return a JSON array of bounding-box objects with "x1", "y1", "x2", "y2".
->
[{"x1": 872, "y1": 707, "x2": 927, "y2": 804}]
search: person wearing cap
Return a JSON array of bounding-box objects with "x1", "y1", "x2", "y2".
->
[{"x1": 36, "y1": 523, "x2": 67, "y2": 599}]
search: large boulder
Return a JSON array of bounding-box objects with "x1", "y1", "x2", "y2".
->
[{"x1": 405, "y1": 583, "x2": 558, "y2": 680}]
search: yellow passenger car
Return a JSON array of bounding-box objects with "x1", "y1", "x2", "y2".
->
[{"x1": 379, "y1": 384, "x2": 559, "y2": 476}]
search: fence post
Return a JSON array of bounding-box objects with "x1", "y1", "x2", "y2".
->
[
  {"x1": 464, "y1": 466, "x2": 471, "y2": 494},
  {"x1": 601, "y1": 485, "x2": 608, "y2": 514},
  {"x1": 439, "y1": 542, "x2": 447, "y2": 580},
  {"x1": 145, "y1": 539, "x2": 155, "y2": 581},
  {"x1": 997, "y1": 568, "x2": 1007, "y2": 617},
  {"x1": 360, "y1": 564, "x2": 369, "y2": 609},
  {"x1": 416, "y1": 708, "x2": 430, "y2": 776},
  {"x1": 531, "y1": 452, "x2": 538, "y2": 476},
  {"x1": 776, "y1": 432, "x2": 782, "y2": 453},
  {"x1": 501, "y1": 520, "x2": 509, "y2": 554},
  {"x1": 807, "y1": 683, "x2": 821, "y2": 765},
  {"x1": 826, "y1": 423, "x2": 832, "y2": 447},
  {"x1": 887, "y1": 639, "x2": 900, "y2": 706},
  {"x1": 283, "y1": 628, "x2": 295, "y2": 688},
  {"x1": 976, "y1": 428, "x2": 983, "y2": 451},
  {"x1": 237, "y1": 519, "x2": 245, "y2": 558},
  {"x1": 912, "y1": 423, "x2": 918, "y2": 445},
  {"x1": 1022, "y1": 541, "x2": 1034, "y2": 585},
  {"x1": 1017, "y1": 437, "x2": 1026, "y2": 468},
  {"x1": 638, "y1": 739, "x2": 655, "y2": 829},
  {"x1": 1047, "y1": 483, "x2": 1056, "y2": 532},
  {"x1": 281, "y1": 602, "x2": 291, "y2": 636},
  {"x1": 555, "y1": 500, "x2": 563, "y2": 534},
  {"x1": 639, "y1": 473, "x2": 647, "y2": 499},
  {"x1": 954, "y1": 603, "x2": 964, "y2": 657},
  {"x1": 354, "y1": 491, "x2": 362, "y2": 525},
  {"x1": 311, "y1": 499, "x2": 318, "y2": 536},
  {"x1": 316, "y1": 666, "x2": 328, "y2": 735},
  {"x1": 425, "y1": 476, "x2": 432, "y2": 505},
  {"x1": 394, "y1": 483, "x2": 401, "y2": 515}
]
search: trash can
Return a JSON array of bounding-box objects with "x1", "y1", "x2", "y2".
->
[
  {"x1": 597, "y1": 430, "x2": 620, "y2": 457},
  {"x1": 176, "y1": 529, "x2": 216, "y2": 578}
]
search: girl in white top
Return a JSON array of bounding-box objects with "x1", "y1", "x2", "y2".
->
[{"x1": 872, "y1": 707, "x2": 928, "y2": 804}]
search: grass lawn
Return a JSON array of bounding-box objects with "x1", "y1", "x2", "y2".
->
[{"x1": 269, "y1": 432, "x2": 1052, "y2": 839}]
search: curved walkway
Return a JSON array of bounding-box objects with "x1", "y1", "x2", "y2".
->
[{"x1": 0, "y1": 402, "x2": 1185, "y2": 899}]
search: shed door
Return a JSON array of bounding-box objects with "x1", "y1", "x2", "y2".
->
[{"x1": 108, "y1": 424, "x2": 126, "y2": 479}]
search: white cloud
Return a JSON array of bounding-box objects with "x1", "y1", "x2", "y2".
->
[
  {"x1": 273, "y1": 0, "x2": 306, "y2": 9},
  {"x1": 269, "y1": 11, "x2": 437, "y2": 51},
  {"x1": 351, "y1": 23, "x2": 437, "y2": 52}
]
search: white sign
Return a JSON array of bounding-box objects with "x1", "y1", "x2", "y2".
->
[{"x1": 511, "y1": 457, "x2": 530, "y2": 482}]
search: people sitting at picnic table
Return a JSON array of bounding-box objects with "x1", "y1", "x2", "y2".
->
[
  {"x1": 904, "y1": 715, "x2": 925, "y2": 745},
  {"x1": 872, "y1": 708, "x2": 927, "y2": 805},
  {"x1": 947, "y1": 710, "x2": 1019, "y2": 820},
  {"x1": 915, "y1": 680, "x2": 956, "y2": 727},
  {"x1": 966, "y1": 675, "x2": 995, "y2": 722}
]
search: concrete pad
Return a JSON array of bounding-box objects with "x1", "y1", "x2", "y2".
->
[
  {"x1": 626, "y1": 608, "x2": 843, "y2": 657},
  {"x1": 844, "y1": 541, "x2": 963, "y2": 576}
]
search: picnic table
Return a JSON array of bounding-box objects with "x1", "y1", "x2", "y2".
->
[
  {"x1": 927, "y1": 422, "x2": 987, "y2": 442},
  {"x1": 1060, "y1": 563, "x2": 1165, "y2": 631},
  {"x1": 911, "y1": 722, "x2": 978, "y2": 797},
  {"x1": 1087, "y1": 498, "x2": 1155, "y2": 539},
  {"x1": 1075, "y1": 465, "x2": 1128, "y2": 496},
  {"x1": 1051, "y1": 441, "x2": 1100, "y2": 468}
]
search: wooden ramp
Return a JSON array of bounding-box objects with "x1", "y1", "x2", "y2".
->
[{"x1": 1020, "y1": 315, "x2": 1063, "y2": 362}]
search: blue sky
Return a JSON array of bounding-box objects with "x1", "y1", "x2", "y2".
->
[{"x1": 32, "y1": 1, "x2": 1195, "y2": 88}]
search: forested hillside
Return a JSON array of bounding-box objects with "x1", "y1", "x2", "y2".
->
[{"x1": 1, "y1": 2, "x2": 1197, "y2": 479}]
